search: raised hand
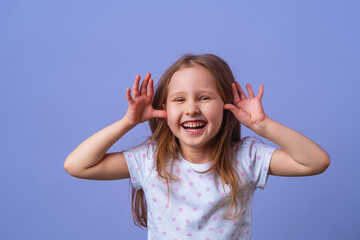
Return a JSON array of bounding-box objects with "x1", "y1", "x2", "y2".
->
[
  {"x1": 224, "y1": 82, "x2": 267, "y2": 132},
  {"x1": 124, "y1": 73, "x2": 167, "y2": 126}
]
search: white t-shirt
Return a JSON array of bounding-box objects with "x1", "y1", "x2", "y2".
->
[{"x1": 124, "y1": 136, "x2": 276, "y2": 240}]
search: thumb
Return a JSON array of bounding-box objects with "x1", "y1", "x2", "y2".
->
[
  {"x1": 152, "y1": 109, "x2": 167, "y2": 119},
  {"x1": 224, "y1": 104, "x2": 237, "y2": 113}
]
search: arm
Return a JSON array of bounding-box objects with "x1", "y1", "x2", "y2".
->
[
  {"x1": 224, "y1": 83, "x2": 330, "y2": 177},
  {"x1": 64, "y1": 73, "x2": 167, "y2": 180}
]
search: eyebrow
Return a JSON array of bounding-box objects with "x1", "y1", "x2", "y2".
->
[{"x1": 168, "y1": 91, "x2": 217, "y2": 99}]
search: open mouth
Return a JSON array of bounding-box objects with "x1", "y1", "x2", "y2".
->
[{"x1": 181, "y1": 120, "x2": 207, "y2": 133}]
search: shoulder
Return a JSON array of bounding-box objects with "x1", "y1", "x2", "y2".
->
[
  {"x1": 123, "y1": 141, "x2": 157, "y2": 162},
  {"x1": 234, "y1": 136, "x2": 267, "y2": 151}
]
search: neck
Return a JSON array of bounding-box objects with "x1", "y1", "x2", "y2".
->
[{"x1": 180, "y1": 145, "x2": 212, "y2": 164}]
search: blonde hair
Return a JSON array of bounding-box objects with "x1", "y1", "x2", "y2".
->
[{"x1": 131, "y1": 53, "x2": 245, "y2": 227}]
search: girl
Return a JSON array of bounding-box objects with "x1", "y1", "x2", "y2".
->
[{"x1": 64, "y1": 54, "x2": 330, "y2": 240}]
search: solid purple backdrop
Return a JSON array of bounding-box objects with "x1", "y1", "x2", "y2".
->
[{"x1": 1, "y1": 0, "x2": 359, "y2": 239}]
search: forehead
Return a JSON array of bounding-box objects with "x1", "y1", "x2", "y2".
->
[{"x1": 167, "y1": 66, "x2": 219, "y2": 95}]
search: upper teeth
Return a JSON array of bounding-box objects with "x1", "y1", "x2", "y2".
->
[{"x1": 183, "y1": 122, "x2": 205, "y2": 128}]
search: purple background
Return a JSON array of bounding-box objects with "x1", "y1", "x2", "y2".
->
[{"x1": 1, "y1": 0, "x2": 359, "y2": 239}]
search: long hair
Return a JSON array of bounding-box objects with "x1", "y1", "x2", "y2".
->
[{"x1": 131, "y1": 54, "x2": 244, "y2": 227}]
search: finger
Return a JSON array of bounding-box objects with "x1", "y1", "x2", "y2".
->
[
  {"x1": 147, "y1": 78, "x2": 154, "y2": 98},
  {"x1": 256, "y1": 85, "x2": 264, "y2": 99},
  {"x1": 133, "y1": 75, "x2": 141, "y2": 98},
  {"x1": 140, "y1": 73, "x2": 151, "y2": 95},
  {"x1": 224, "y1": 103, "x2": 237, "y2": 112},
  {"x1": 246, "y1": 84, "x2": 255, "y2": 98},
  {"x1": 126, "y1": 88, "x2": 134, "y2": 104},
  {"x1": 235, "y1": 82, "x2": 247, "y2": 100},
  {"x1": 231, "y1": 83, "x2": 241, "y2": 104},
  {"x1": 152, "y1": 109, "x2": 167, "y2": 119}
]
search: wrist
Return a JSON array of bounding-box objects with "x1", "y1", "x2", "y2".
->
[{"x1": 252, "y1": 116, "x2": 272, "y2": 136}]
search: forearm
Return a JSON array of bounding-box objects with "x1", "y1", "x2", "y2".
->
[
  {"x1": 254, "y1": 116, "x2": 330, "y2": 168},
  {"x1": 64, "y1": 117, "x2": 135, "y2": 171}
]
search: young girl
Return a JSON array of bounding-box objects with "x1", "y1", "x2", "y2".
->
[{"x1": 64, "y1": 54, "x2": 330, "y2": 240}]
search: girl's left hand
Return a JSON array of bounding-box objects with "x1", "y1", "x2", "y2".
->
[{"x1": 224, "y1": 82, "x2": 268, "y2": 133}]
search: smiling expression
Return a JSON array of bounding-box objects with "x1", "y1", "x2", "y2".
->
[{"x1": 165, "y1": 66, "x2": 224, "y2": 154}]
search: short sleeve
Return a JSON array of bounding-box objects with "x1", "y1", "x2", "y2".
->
[
  {"x1": 239, "y1": 136, "x2": 276, "y2": 189},
  {"x1": 123, "y1": 143, "x2": 155, "y2": 190}
]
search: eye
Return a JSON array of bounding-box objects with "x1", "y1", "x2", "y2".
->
[
  {"x1": 200, "y1": 96, "x2": 210, "y2": 101},
  {"x1": 174, "y1": 98, "x2": 185, "y2": 102}
]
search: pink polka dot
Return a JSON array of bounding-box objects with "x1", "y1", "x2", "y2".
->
[
  {"x1": 198, "y1": 225, "x2": 202, "y2": 230},
  {"x1": 241, "y1": 172, "x2": 245, "y2": 177},
  {"x1": 145, "y1": 188, "x2": 148, "y2": 192},
  {"x1": 253, "y1": 174, "x2": 257, "y2": 179},
  {"x1": 179, "y1": 208, "x2": 183, "y2": 212},
  {"x1": 220, "y1": 193, "x2": 225, "y2": 197},
  {"x1": 178, "y1": 177, "x2": 183, "y2": 181},
  {"x1": 208, "y1": 201, "x2": 213, "y2": 205},
  {"x1": 236, "y1": 238, "x2": 240, "y2": 240},
  {"x1": 209, "y1": 227, "x2": 214, "y2": 231},
  {"x1": 248, "y1": 165, "x2": 252, "y2": 170},
  {"x1": 269, "y1": 151, "x2": 273, "y2": 155},
  {"x1": 165, "y1": 204, "x2": 169, "y2": 209},
  {"x1": 127, "y1": 154, "x2": 131, "y2": 158},
  {"x1": 261, "y1": 183, "x2": 265, "y2": 188},
  {"x1": 213, "y1": 216, "x2": 218, "y2": 221},
  {"x1": 264, "y1": 167, "x2": 268, "y2": 171},
  {"x1": 206, "y1": 238, "x2": 211, "y2": 240},
  {"x1": 151, "y1": 184, "x2": 155, "y2": 188},
  {"x1": 217, "y1": 180, "x2": 222, "y2": 185},
  {"x1": 208, "y1": 177, "x2": 214, "y2": 181},
  {"x1": 197, "y1": 193, "x2": 202, "y2": 197},
  {"x1": 231, "y1": 233, "x2": 235, "y2": 237},
  {"x1": 181, "y1": 196, "x2": 186, "y2": 200},
  {"x1": 165, "y1": 192, "x2": 168, "y2": 197},
  {"x1": 189, "y1": 182, "x2": 194, "y2": 186},
  {"x1": 219, "y1": 229, "x2": 224, "y2": 234},
  {"x1": 155, "y1": 174, "x2": 159, "y2": 179},
  {"x1": 162, "y1": 231, "x2": 166, "y2": 235},
  {"x1": 257, "y1": 156, "x2": 261, "y2": 160},
  {"x1": 241, "y1": 223, "x2": 245, "y2": 227},
  {"x1": 233, "y1": 221, "x2": 238, "y2": 225},
  {"x1": 254, "y1": 144, "x2": 258, "y2": 149},
  {"x1": 142, "y1": 154, "x2": 146, "y2": 158},
  {"x1": 185, "y1": 219, "x2": 190, "y2": 223},
  {"x1": 206, "y1": 187, "x2": 210, "y2": 192},
  {"x1": 175, "y1": 169, "x2": 180, "y2": 173},
  {"x1": 247, "y1": 230, "x2": 249, "y2": 235},
  {"x1": 174, "y1": 187, "x2": 179, "y2": 192},
  {"x1": 199, "y1": 175, "x2": 203, "y2": 179},
  {"x1": 157, "y1": 216, "x2": 162, "y2": 220},
  {"x1": 235, "y1": 160, "x2": 239, "y2": 166},
  {"x1": 187, "y1": 233, "x2": 192, "y2": 237},
  {"x1": 132, "y1": 177, "x2": 136, "y2": 181},
  {"x1": 136, "y1": 167, "x2": 140, "y2": 172},
  {"x1": 172, "y1": 217, "x2": 176, "y2": 221},
  {"x1": 202, "y1": 215, "x2": 207, "y2": 220},
  {"x1": 193, "y1": 207, "x2": 197, "y2": 211},
  {"x1": 155, "y1": 226, "x2": 158, "y2": 230},
  {"x1": 176, "y1": 227, "x2": 180, "y2": 231},
  {"x1": 147, "y1": 167, "x2": 151, "y2": 172},
  {"x1": 153, "y1": 198, "x2": 157, "y2": 202},
  {"x1": 187, "y1": 169, "x2": 191, "y2": 173}
]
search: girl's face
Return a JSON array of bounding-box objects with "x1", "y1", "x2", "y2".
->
[{"x1": 165, "y1": 66, "x2": 224, "y2": 154}]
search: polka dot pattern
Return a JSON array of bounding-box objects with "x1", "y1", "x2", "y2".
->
[{"x1": 123, "y1": 136, "x2": 276, "y2": 240}]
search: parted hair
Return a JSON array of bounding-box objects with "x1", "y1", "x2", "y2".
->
[{"x1": 131, "y1": 53, "x2": 245, "y2": 227}]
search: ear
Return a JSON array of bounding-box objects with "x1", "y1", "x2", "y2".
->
[{"x1": 162, "y1": 103, "x2": 166, "y2": 110}]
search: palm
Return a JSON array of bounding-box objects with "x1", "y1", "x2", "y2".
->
[
  {"x1": 125, "y1": 73, "x2": 167, "y2": 125},
  {"x1": 224, "y1": 82, "x2": 266, "y2": 130}
]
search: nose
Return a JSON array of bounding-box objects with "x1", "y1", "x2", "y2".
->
[{"x1": 185, "y1": 101, "x2": 200, "y2": 116}]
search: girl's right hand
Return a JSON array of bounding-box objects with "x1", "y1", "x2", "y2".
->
[{"x1": 124, "y1": 73, "x2": 167, "y2": 126}]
